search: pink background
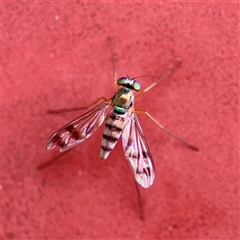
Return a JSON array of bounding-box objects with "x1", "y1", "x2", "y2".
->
[{"x1": 2, "y1": 2, "x2": 239, "y2": 239}]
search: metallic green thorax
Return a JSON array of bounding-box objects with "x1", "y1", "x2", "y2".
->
[{"x1": 113, "y1": 88, "x2": 134, "y2": 114}]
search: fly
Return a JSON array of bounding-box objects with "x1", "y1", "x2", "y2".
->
[{"x1": 39, "y1": 37, "x2": 199, "y2": 220}]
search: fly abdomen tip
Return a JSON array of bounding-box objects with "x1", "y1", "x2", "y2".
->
[
  {"x1": 100, "y1": 155, "x2": 107, "y2": 160},
  {"x1": 100, "y1": 145, "x2": 112, "y2": 160},
  {"x1": 100, "y1": 150, "x2": 110, "y2": 160}
]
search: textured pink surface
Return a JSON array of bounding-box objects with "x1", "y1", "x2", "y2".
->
[{"x1": 2, "y1": 2, "x2": 239, "y2": 239}]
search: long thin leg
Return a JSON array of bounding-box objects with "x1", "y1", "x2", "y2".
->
[
  {"x1": 108, "y1": 37, "x2": 119, "y2": 91},
  {"x1": 133, "y1": 178, "x2": 145, "y2": 221},
  {"x1": 47, "y1": 96, "x2": 109, "y2": 114},
  {"x1": 135, "y1": 61, "x2": 182, "y2": 100},
  {"x1": 47, "y1": 38, "x2": 117, "y2": 115},
  {"x1": 36, "y1": 149, "x2": 73, "y2": 170},
  {"x1": 135, "y1": 110, "x2": 199, "y2": 151}
]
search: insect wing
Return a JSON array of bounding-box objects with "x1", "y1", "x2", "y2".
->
[
  {"x1": 122, "y1": 112, "x2": 156, "y2": 188},
  {"x1": 46, "y1": 101, "x2": 111, "y2": 152}
]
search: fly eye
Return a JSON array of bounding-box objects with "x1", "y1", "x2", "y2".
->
[
  {"x1": 117, "y1": 77, "x2": 128, "y2": 86},
  {"x1": 117, "y1": 77, "x2": 141, "y2": 91},
  {"x1": 133, "y1": 81, "x2": 141, "y2": 91}
]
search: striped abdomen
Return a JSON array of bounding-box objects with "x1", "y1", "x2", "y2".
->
[{"x1": 100, "y1": 111, "x2": 126, "y2": 159}]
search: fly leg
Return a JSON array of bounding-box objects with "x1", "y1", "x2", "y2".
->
[
  {"x1": 135, "y1": 61, "x2": 181, "y2": 100},
  {"x1": 47, "y1": 37, "x2": 118, "y2": 115},
  {"x1": 133, "y1": 178, "x2": 145, "y2": 221},
  {"x1": 108, "y1": 37, "x2": 119, "y2": 91},
  {"x1": 37, "y1": 149, "x2": 73, "y2": 170},
  {"x1": 135, "y1": 110, "x2": 199, "y2": 151},
  {"x1": 47, "y1": 96, "x2": 110, "y2": 114},
  {"x1": 47, "y1": 37, "x2": 119, "y2": 115}
]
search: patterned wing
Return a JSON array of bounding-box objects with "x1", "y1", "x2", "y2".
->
[
  {"x1": 46, "y1": 100, "x2": 112, "y2": 152},
  {"x1": 122, "y1": 112, "x2": 156, "y2": 188}
]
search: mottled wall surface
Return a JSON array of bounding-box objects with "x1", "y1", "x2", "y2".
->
[{"x1": 2, "y1": 2, "x2": 239, "y2": 239}]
